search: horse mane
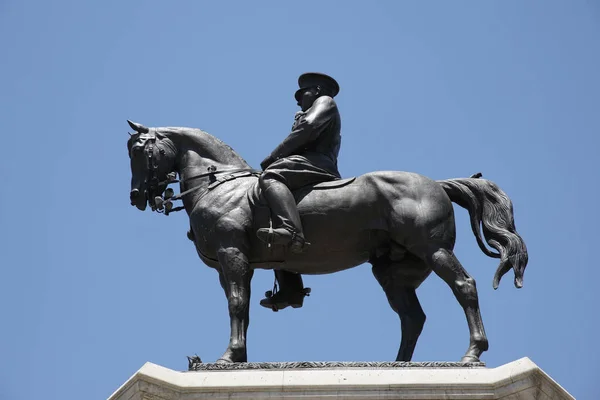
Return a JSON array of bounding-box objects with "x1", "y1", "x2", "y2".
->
[{"x1": 156, "y1": 126, "x2": 251, "y2": 168}]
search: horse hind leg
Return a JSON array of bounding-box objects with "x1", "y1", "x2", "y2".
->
[
  {"x1": 424, "y1": 246, "x2": 489, "y2": 362},
  {"x1": 371, "y1": 253, "x2": 428, "y2": 362}
]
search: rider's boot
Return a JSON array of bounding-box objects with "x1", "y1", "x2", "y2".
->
[
  {"x1": 256, "y1": 181, "x2": 309, "y2": 254},
  {"x1": 256, "y1": 226, "x2": 308, "y2": 254},
  {"x1": 260, "y1": 270, "x2": 311, "y2": 311}
]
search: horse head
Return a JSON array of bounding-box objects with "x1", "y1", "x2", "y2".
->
[{"x1": 127, "y1": 120, "x2": 177, "y2": 211}]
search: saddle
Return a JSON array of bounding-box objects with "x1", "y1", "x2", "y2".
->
[
  {"x1": 309, "y1": 177, "x2": 356, "y2": 190},
  {"x1": 249, "y1": 175, "x2": 355, "y2": 206},
  {"x1": 248, "y1": 176, "x2": 357, "y2": 243}
]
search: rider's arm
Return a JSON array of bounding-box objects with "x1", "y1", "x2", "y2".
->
[{"x1": 269, "y1": 96, "x2": 337, "y2": 160}]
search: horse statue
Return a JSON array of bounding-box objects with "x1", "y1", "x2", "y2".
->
[{"x1": 126, "y1": 120, "x2": 528, "y2": 364}]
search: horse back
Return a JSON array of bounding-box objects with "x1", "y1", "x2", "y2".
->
[{"x1": 247, "y1": 171, "x2": 448, "y2": 271}]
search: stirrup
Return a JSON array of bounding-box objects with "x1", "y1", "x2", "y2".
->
[
  {"x1": 260, "y1": 278, "x2": 311, "y2": 312},
  {"x1": 256, "y1": 227, "x2": 309, "y2": 252},
  {"x1": 289, "y1": 231, "x2": 310, "y2": 254}
]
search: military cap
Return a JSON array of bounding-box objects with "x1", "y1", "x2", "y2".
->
[{"x1": 294, "y1": 72, "x2": 340, "y2": 101}]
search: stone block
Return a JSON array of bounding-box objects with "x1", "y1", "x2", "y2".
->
[{"x1": 108, "y1": 357, "x2": 573, "y2": 400}]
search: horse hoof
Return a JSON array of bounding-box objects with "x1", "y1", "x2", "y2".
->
[{"x1": 460, "y1": 355, "x2": 480, "y2": 363}]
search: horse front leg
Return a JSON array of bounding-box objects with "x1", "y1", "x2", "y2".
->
[{"x1": 216, "y1": 245, "x2": 253, "y2": 363}]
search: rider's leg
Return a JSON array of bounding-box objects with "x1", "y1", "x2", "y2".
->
[
  {"x1": 257, "y1": 170, "x2": 311, "y2": 310},
  {"x1": 256, "y1": 171, "x2": 308, "y2": 253},
  {"x1": 260, "y1": 270, "x2": 310, "y2": 311}
]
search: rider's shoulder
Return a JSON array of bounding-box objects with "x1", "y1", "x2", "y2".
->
[{"x1": 313, "y1": 95, "x2": 337, "y2": 109}]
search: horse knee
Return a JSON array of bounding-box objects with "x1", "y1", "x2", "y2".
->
[
  {"x1": 228, "y1": 295, "x2": 246, "y2": 310},
  {"x1": 227, "y1": 293, "x2": 249, "y2": 315}
]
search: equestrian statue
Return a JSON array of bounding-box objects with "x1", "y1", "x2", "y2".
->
[{"x1": 126, "y1": 72, "x2": 528, "y2": 364}]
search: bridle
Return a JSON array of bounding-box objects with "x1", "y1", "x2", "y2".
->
[
  {"x1": 135, "y1": 129, "x2": 260, "y2": 215},
  {"x1": 132, "y1": 130, "x2": 171, "y2": 211}
]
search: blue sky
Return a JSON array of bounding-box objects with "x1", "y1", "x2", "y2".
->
[{"x1": 1, "y1": 1, "x2": 598, "y2": 399}]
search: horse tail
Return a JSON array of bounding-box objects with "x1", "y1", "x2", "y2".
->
[{"x1": 437, "y1": 173, "x2": 528, "y2": 289}]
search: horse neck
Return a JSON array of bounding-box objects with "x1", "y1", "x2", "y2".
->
[{"x1": 163, "y1": 127, "x2": 251, "y2": 182}]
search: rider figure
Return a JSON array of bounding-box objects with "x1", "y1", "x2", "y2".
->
[{"x1": 257, "y1": 72, "x2": 342, "y2": 311}]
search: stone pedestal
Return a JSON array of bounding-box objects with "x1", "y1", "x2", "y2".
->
[{"x1": 108, "y1": 357, "x2": 573, "y2": 400}]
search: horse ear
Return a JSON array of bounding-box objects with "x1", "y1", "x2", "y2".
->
[{"x1": 127, "y1": 120, "x2": 149, "y2": 133}]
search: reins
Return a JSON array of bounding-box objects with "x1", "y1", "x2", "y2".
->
[{"x1": 154, "y1": 166, "x2": 261, "y2": 215}]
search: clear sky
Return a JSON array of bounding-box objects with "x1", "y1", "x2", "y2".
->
[{"x1": 1, "y1": 1, "x2": 598, "y2": 399}]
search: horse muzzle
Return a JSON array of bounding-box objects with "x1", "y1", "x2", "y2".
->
[{"x1": 130, "y1": 189, "x2": 147, "y2": 211}]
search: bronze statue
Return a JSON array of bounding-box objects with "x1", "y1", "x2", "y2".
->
[
  {"x1": 126, "y1": 73, "x2": 528, "y2": 364},
  {"x1": 257, "y1": 73, "x2": 342, "y2": 311}
]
